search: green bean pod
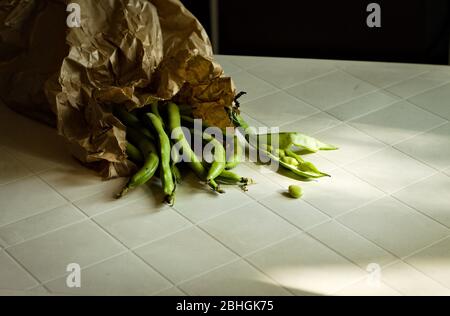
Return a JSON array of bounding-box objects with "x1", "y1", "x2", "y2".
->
[
  {"x1": 217, "y1": 170, "x2": 253, "y2": 191},
  {"x1": 114, "y1": 107, "x2": 155, "y2": 141},
  {"x1": 225, "y1": 135, "x2": 243, "y2": 170},
  {"x1": 126, "y1": 142, "x2": 143, "y2": 164},
  {"x1": 150, "y1": 102, "x2": 164, "y2": 127},
  {"x1": 145, "y1": 113, "x2": 175, "y2": 205},
  {"x1": 117, "y1": 128, "x2": 159, "y2": 198},
  {"x1": 203, "y1": 133, "x2": 226, "y2": 185},
  {"x1": 168, "y1": 102, "x2": 224, "y2": 193}
]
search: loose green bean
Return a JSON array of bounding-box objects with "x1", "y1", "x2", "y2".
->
[
  {"x1": 145, "y1": 113, "x2": 175, "y2": 205},
  {"x1": 288, "y1": 185, "x2": 303, "y2": 199}
]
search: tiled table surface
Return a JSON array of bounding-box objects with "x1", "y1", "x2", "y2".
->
[{"x1": 1, "y1": 55, "x2": 450, "y2": 296}]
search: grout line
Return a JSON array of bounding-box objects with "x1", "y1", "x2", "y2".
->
[
  {"x1": 1, "y1": 218, "x2": 88, "y2": 250},
  {"x1": 389, "y1": 78, "x2": 450, "y2": 100},
  {"x1": 338, "y1": 67, "x2": 431, "y2": 90},
  {"x1": 401, "y1": 235, "x2": 450, "y2": 261}
]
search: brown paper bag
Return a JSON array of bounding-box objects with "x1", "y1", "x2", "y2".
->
[{"x1": 0, "y1": 0, "x2": 236, "y2": 178}]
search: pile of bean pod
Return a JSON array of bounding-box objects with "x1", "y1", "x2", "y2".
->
[
  {"x1": 114, "y1": 102, "x2": 252, "y2": 206},
  {"x1": 114, "y1": 102, "x2": 337, "y2": 205}
]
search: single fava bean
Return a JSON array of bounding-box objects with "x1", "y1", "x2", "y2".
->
[
  {"x1": 275, "y1": 148, "x2": 285, "y2": 158},
  {"x1": 288, "y1": 185, "x2": 303, "y2": 199},
  {"x1": 282, "y1": 156, "x2": 299, "y2": 166}
]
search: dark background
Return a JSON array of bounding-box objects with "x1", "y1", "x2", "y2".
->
[{"x1": 182, "y1": 0, "x2": 450, "y2": 65}]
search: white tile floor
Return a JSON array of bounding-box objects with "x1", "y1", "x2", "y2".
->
[{"x1": 1, "y1": 55, "x2": 450, "y2": 296}]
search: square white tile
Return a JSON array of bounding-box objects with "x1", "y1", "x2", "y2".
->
[
  {"x1": 178, "y1": 260, "x2": 291, "y2": 296},
  {"x1": 0, "y1": 204, "x2": 85, "y2": 247},
  {"x1": 280, "y1": 112, "x2": 341, "y2": 135},
  {"x1": 302, "y1": 169, "x2": 385, "y2": 217},
  {"x1": 39, "y1": 166, "x2": 126, "y2": 202},
  {"x1": 8, "y1": 221, "x2": 125, "y2": 282},
  {"x1": 344, "y1": 147, "x2": 436, "y2": 193},
  {"x1": 0, "y1": 147, "x2": 32, "y2": 185},
  {"x1": 381, "y1": 261, "x2": 450, "y2": 296},
  {"x1": 231, "y1": 71, "x2": 278, "y2": 103},
  {"x1": 308, "y1": 221, "x2": 397, "y2": 268},
  {"x1": 200, "y1": 201, "x2": 299, "y2": 256},
  {"x1": 172, "y1": 173, "x2": 253, "y2": 223},
  {"x1": 393, "y1": 173, "x2": 450, "y2": 227},
  {"x1": 313, "y1": 124, "x2": 386, "y2": 166},
  {"x1": 404, "y1": 237, "x2": 450, "y2": 289},
  {"x1": 341, "y1": 63, "x2": 426, "y2": 87},
  {"x1": 135, "y1": 227, "x2": 237, "y2": 283},
  {"x1": 386, "y1": 70, "x2": 450, "y2": 98},
  {"x1": 408, "y1": 83, "x2": 450, "y2": 120},
  {"x1": 94, "y1": 198, "x2": 191, "y2": 248},
  {"x1": 242, "y1": 91, "x2": 318, "y2": 127},
  {"x1": 0, "y1": 251, "x2": 37, "y2": 290},
  {"x1": 259, "y1": 192, "x2": 329, "y2": 230},
  {"x1": 45, "y1": 252, "x2": 171, "y2": 295},
  {"x1": 349, "y1": 101, "x2": 446, "y2": 145},
  {"x1": 394, "y1": 123, "x2": 450, "y2": 171},
  {"x1": 338, "y1": 197, "x2": 449, "y2": 258},
  {"x1": 0, "y1": 176, "x2": 66, "y2": 226},
  {"x1": 247, "y1": 234, "x2": 366, "y2": 295},
  {"x1": 326, "y1": 91, "x2": 399, "y2": 121},
  {"x1": 247, "y1": 58, "x2": 334, "y2": 89},
  {"x1": 286, "y1": 71, "x2": 377, "y2": 110}
]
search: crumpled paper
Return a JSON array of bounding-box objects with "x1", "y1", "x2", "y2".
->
[{"x1": 0, "y1": 0, "x2": 236, "y2": 178}]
